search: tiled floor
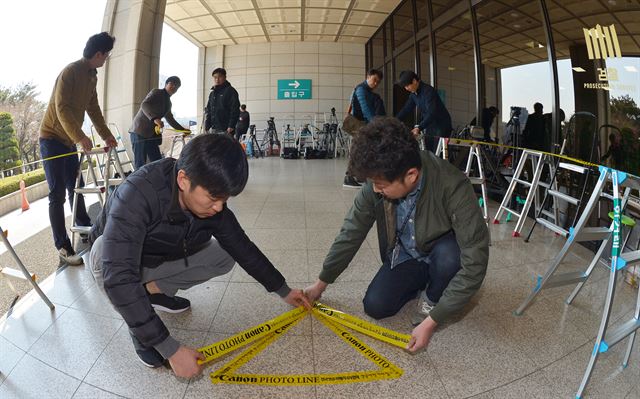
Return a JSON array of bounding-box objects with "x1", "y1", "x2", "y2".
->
[{"x1": 1, "y1": 156, "x2": 639, "y2": 398}]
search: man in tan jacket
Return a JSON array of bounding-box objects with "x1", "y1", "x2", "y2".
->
[{"x1": 39, "y1": 32, "x2": 118, "y2": 265}]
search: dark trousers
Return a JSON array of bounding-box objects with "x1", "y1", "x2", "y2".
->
[
  {"x1": 236, "y1": 126, "x2": 248, "y2": 141},
  {"x1": 40, "y1": 138, "x2": 91, "y2": 250},
  {"x1": 362, "y1": 232, "x2": 462, "y2": 320},
  {"x1": 130, "y1": 132, "x2": 162, "y2": 170}
]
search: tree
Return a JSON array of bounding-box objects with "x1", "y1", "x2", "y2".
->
[
  {"x1": 0, "y1": 112, "x2": 21, "y2": 176},
  {"x1": 0, "y1": 83, "x2": 45, "y2": 167}
]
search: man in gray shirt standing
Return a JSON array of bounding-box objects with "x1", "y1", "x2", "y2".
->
[{"x1": 129, "y1": 76, "x2": 188, "y2": 169}]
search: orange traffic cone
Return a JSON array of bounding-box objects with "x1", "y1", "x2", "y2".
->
[{"x1": 19, "y1": 180, "x2": 30, "y2": 211}]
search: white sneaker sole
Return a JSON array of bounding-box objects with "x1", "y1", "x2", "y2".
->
[
  {"x1": 59, "y1": 255, "x2": 83, "y2": 266},
  {"x1": 342, "y1": 184, "x2": 361, "y2": 189},
  {"x1": 151, "y1": 303, "x2": 190, "y2": 314}
]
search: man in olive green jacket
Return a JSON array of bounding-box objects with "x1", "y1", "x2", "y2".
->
[{"x1": 305, "y1": 117, "x2": 489, "y2": 352}]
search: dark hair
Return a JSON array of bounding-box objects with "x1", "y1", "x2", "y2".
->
[
  {"x1": 367, "y1": 69, "x2": 383, "y2": 79},
  {"x1": 534, "y1": 102, "x2": 543, "y2": 112},
  {"x1": 397, "y1": 70, "x2": 419, "y2": 87},
  {"x1": 165, "y1": 76, "x2": 181, "y2": 87},
  {"x1": 240, "y1": 104, "x2": 246, "y2": 110},
  {"x1": 176, "y1": 134, "x2": 248, "y2": 197},
  {"x1": 212, "y1": 68, "x2": 227, "y2": 77},
  {"x1": 348, "y1": 117, "x2": 421, "y2": 182},
  {"x1": 83, "y1": 32, "x2": 115, "y2": 59},
  {"x1": 488, "y1": 106, "x2": 499, "y2": 114}
]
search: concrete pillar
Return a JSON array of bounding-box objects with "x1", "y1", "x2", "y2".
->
[
  {"x1": 98, "y1": 0, "x2": 166, "y2": 151},
  {"x1": 197, "y1": 46, "x2": 224, "y2": 133}
]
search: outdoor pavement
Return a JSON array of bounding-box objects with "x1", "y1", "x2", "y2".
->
[{"x1": 0, "y1": 156, "x2": 638, "y2": 399}]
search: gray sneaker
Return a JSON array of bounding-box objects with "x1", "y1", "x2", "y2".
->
[
  {"x1": 59, "y1": 247, "x2": 83, "y2": 266},
  {"x1": 411, "y1": 291, "x2": 435, "y2": 326}
]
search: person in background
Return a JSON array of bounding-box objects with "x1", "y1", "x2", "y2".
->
[
  {"x1": 129, "y1": 76, "x2": 188, "y2": 169},
  {"x1": 396, "y1": 70, "x2": 452, "y2": 152},
  {"x1": 236, "y1": 104, "x2": 250, "y2": 141},
  {"x1": 39, "y1": 32, "x2": 118, "y2": 266},
  {"x1": 343, "y1": 68, "x2": 385, "y2": 188},
  {"x1": 204, "y1": 68, "x2": 240, "y2": 135}
]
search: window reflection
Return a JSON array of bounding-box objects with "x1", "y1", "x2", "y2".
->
[
  {"x1": 476, "y1": 0, "x2": 551, "y2": 150},
  {"x1": 393, "y1": 0, "x2": 415, "y2": 49},
  {"x1": 434, "y1": 12, "x2": 474, "y2": 133}
]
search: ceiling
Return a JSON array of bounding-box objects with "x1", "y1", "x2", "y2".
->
[
  {"x1": 434, "y1": 0, "x2": 640, "y2": 69},
  {"x1": 164, "y1": 0, "x2": 403, "y2": 46}
]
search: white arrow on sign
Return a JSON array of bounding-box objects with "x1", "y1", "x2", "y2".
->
[{"x1": 288, "y1": 80, "x2": 300, "y2": 89}]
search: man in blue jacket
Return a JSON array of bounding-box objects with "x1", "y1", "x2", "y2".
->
[
  {"x1": 396, "y1": 70, "x2": 452, "y2": 151},
  {"x1": 88, "y1": 134, "x2": 310, "y2": 378},
  {"x1": 344, "y1": 69, "x2": 385, "y2": 188}
]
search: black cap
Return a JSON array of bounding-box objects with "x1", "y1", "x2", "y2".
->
[{"x1": 397, "y1": 70, "x2": 418, "y2": 86}]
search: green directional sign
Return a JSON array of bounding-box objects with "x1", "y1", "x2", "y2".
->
[{"x1": 277, "y1": 79, "x2": 312, "y2": 100}]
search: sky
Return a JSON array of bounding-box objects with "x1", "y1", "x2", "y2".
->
[
  {"x1": 501, "y1": 58, "x2": 640, "y2": 123},
  {"x1": 0, "y1": 0, "x2": 197, "y2": 118}
]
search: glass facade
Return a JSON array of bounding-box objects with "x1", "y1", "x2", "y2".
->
[{"x1": 366, "y1": 0, "x2": 640, "y2": 177}]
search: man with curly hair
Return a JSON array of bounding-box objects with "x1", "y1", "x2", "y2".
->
[{"x1": 305, "y1": 117, "x2": 489, "y2": 352}]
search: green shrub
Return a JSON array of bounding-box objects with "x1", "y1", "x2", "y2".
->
[{"x1": 0, "y1": 169, "x2": 46, "y2": 197}]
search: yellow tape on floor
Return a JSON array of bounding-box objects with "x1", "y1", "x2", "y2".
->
[{"x1": 198, "y1": 303, "x2": 407, "y2": 386}]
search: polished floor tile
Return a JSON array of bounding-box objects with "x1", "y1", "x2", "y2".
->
[{"x1": 2, "y1": 156, "x2": 639, "y2": 399}]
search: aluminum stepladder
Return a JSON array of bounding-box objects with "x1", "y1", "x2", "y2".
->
[
  {"x1": 514, "y1": 166, "x2": 639, "y2": 317},
  {"x1": 91, "y1": 123, "x2": 134, "y2": 175},
  {"x1": 169, "y1": 129, "x2": 192, "y2": 158},
  {"x1": 0, "y1": 226, "x2": 54, "y2": 310},
  {"x1": 437, "y1": 138, "x2": 490, "y2": 235},
  {"x1": 524, "y1": 113, "x2": 599, "y2": 241},
  {"x1": 70, "y1": 147, "x2": 126, "y2": 246},
  {"x1": 574, "y1": 168, "x2": 640, "y2": 398},
  {"x1": 492, "y1": 149, "x2": 552, "y2": 237}
]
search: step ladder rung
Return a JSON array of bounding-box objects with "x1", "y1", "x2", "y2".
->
[
  {"x1": 571, "y1": 226, "x2": 611, "y2": 242},
  {"x1": 512, "y1": 178, "x2": 532, "y2": 187},
  {"x1": 540, "y1": 209, "x2": 556, "y2": 219},
  {"x1": 97, "y1": 178, "x2": 124, "y2": 186},
  {"x1": 604, "y1": 318, "x2": 640, "y2": 348},
  {"x1": 601, "y1": 192, "x2": 614, "y2": 200},
  {"x1": 1, "y1": 267, "x2": 36, "y2": 281},
  {"x1": 70, "y1": 226, "x2": 92, "y2": 234},
  {"x1": 502, "y1": 207, "x2": 521, "y2": 218},
  {"x1": 621, "y1": 250, "x2": 640, "y2": 265},
  {"x1": 468, "y1": 177, "x2": 484, "y2": 185},
  {"x1": 545, "y1": 271, "x2": 587, "y2": 288},
  {"x1": 547, "y1": 189, "x2": 580, "y2": 205},
  {"x1": 535, "y1": 217, "x2": 568, "y2": 237},
  {"x1": 538, "y1": 182, "x2": 551, "y2": 189},
  {"x1": 558, "y1": 162, "x2": 587, "y2": 174},
  {"x1": 75, "y1": 187, "x2": 105, "y2": 194}
]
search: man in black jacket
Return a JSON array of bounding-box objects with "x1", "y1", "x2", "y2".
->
[
  {"x1": 88, "y1": 134, "x2": 310, "y2": 378},
  {"x1": 235, "y1": 104, "x2": 250, "y2": 141},
  {"x1": 129, "y1": 76, "x2": 188, "y2": 169},
  {"x1": 204, "y1": 68, "x2": 240, "y2": 135}
]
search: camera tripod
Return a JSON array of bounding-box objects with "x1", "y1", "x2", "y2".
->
[
  {"x1": 247, "y1": 124, "x2": 263, "y2": 158},
  {"x1": 262, "y1": 117, "x2": 281, "y2": 156}
]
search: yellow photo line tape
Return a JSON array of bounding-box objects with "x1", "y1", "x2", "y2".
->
[
  {"x1": 313, "y1": 303, "x2": 411, "y2": 349},
  {"x1": 198, "y1": 306, "x2": 307, "y2": 364},
  {"x1": 211, "y1": 310, "x2": 402, "y2": 386},
  {"x1": 211, "y1": 311, "x2": 305, "y2": 378}
]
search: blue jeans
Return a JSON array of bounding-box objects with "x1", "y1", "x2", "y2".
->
[
  {"x1": 130, "y1": 132, "x2": 162, "y2": 170},
  {"x1": 40, "y1": 138, "x2": 91, "y2": 250},
  {"x1": 363, "y1": 231, "x2": 462, "y2": 319}
]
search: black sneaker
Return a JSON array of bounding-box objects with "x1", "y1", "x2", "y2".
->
[
  {"x1": 148, "y1": 293, "x2": 191, "y2": 313},
  {"x1": 342, "y1": 175, "x2": 362, "y2": 189},
  {"x1": 129, "y1": 331, "x2": 165, "y2": 368}
]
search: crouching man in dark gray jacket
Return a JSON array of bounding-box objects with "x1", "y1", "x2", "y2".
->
[{"x1": 88, "y1": 133, "x2": 310, "y2": 378}]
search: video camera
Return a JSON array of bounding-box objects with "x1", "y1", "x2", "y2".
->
[{"x1": 267, "y1": 117, "x2": 276, "y2": 131}]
